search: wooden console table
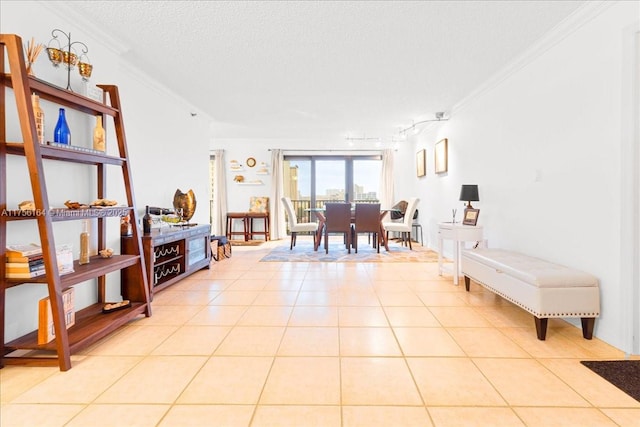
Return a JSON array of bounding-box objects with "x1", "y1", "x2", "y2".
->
[{"x1": 121, "y1": 224, "x2": 211, "y2": 298}]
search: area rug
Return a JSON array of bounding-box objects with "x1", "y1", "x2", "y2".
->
[
  {"x1": 230, "y1": 240, "x2": 264, "y2": 247},
  {"x1": 580, "y1": 360, "x2": 640, "y2": 402},
  {"x1": 260, "y1": 240, "x2": 439, "y2": 263}
]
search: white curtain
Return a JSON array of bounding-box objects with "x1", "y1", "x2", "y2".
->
[
  {"x1": 213, "y1": 150, "x2": 227, "y2": 236},
  {"x1": 380, "y1": 148, "x2": 395, "y2": 209},
  {"x1": 269, "y1": 149, "x2": 286, "y2": 240}
]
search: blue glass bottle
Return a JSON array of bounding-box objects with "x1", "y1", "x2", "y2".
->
[{"x1": 53, "y1": 108, "x2": 71, "y2": 145}]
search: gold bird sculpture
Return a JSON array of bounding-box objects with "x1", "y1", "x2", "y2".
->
[{"x1": 173, "y1": 189, "x2": 197, "y2": 222}]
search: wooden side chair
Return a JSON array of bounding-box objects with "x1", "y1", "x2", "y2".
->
[{"x1": 248, "y1": 196, "x2": 270, "y2": 241}]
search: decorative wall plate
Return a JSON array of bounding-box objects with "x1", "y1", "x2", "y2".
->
[{"x1": 246, "y1": 157, "x2": 256, "y2": 167}]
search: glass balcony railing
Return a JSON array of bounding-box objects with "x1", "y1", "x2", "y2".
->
[
  {"x1": 209, "y1": 198, "x2": 379, "y2": 235},
  {"x1": 286, "y1": 198, "x2": 379, "y2": 233}
]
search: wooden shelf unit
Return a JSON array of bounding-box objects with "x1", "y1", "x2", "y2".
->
[
  {"x1": 121, "y1": 224, "x2": 211, "y2": 299},
  {"x1": 0, "y1": 33, "x2": 151, "y2": 371}
]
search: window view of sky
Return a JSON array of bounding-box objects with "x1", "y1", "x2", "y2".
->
[{"x1": 289, "y1": 158, "x2": 381, "y2": 200}]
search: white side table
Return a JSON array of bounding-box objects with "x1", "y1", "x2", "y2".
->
[{"x1": 438, "y1": 223, "x2": 484, "y2": 285}]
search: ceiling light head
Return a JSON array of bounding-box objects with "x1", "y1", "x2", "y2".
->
[{"x1": 399, "y1": 111, "x2": 450, "y2": 135}]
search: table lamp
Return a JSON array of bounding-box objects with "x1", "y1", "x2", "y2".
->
[{"x1": 459, "y1": 185, "x2": 479, "y2": 209}]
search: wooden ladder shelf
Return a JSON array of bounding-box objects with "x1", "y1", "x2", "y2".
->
[{"x1": 0, "y1": 33, "x2": 151, "y2": 371}]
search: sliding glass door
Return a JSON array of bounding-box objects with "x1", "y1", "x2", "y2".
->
[
  {"x1": 283, "y1": 155, "x2": 381, "y2": 224},
  {"x1": 353, "y1": 158, "x2": 382, "y2": 203},
  {"x1": 315, "y1": 159, "x2": 347, "y2": 204},
  {"x1": 283, "y1": 158, "x2": 312, "y2": 223}
]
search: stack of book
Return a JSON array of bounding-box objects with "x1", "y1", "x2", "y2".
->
[{"x1": 5, "y1": 244, "x2": 45, "y2": 279}]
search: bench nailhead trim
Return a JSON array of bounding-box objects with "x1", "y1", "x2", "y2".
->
[{"x1": 468, "y1": 277, "x2": 600, "y2": 318}]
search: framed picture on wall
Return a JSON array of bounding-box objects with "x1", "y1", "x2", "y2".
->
[
  {"x1": 416, "y1": 149, "x2": 426, "y2": 177},
  {"x1": 435, "y1": 138, "x2": 448, "y2": 174}
]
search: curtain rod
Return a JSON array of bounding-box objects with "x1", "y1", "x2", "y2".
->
[{"x1": 267, "y1": 149, "x2": 393, "y2": 152}]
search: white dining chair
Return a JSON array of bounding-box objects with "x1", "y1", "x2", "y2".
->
[
  {"x1": 282, "y1": 197, "x2": 319, "y2": 250},
  {"x1": 382, "y1": 197, "x2": 420, "y2": 249}
]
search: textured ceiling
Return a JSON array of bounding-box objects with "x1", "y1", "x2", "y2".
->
[{"x1": 65, "y1": 0, "x2": 585, "y2": 142}]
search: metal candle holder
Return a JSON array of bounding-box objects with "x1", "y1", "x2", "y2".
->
[{"x1": 46, "y1": 29, "x2": 92, "y2": 91}]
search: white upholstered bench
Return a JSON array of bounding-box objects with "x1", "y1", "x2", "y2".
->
[{"x1": 461, "y1": 248, "x2": 600, "y2": 340}]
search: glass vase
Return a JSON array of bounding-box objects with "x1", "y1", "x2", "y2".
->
[{"x1": 53, "y1": 108, "x2": 71, "y2": 145}]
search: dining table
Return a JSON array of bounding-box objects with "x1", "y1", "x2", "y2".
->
[{"x1": 307, "y1": 207, "x2": 400, "y2": 252}]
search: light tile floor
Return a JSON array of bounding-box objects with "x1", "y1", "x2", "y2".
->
[{"x1": 2, "y1": 239, "x2": 640, "y2": 426}]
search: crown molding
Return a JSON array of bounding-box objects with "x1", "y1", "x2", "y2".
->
[
  {"x1": 451, "y1": 0, "x2": 615, "y2": 115},
  {"x1": 40, "y1": 0, "x2": 210, "y2": 122},
  {"x1": 38, "y1": 0, "x2": 131, "y2": 56}
]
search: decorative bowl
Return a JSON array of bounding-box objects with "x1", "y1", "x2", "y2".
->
[
  {"x1": 161, "y1": 214, "x2": 181, "y2": 224},
  {"x1": 99, "y1": 248, "x2": 114, "y2": 258}
]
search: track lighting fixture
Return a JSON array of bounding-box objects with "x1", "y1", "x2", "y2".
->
[
  {"x1": 344, "y1": 135, "x2": 381, "y2": 142},
  {"x1": 399, "y1": 112, "x2": 449, "y2": 134}
]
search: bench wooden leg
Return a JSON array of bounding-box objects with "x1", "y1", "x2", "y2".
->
[
  {"x1": 581, "y1": 317, "x2": 595, "y2": 339},
  {"x1": 534, "y1": 316, "x2": 548, "y2": 340},
  {"x1": 464, "y1": 276, "x2": 471, "y2": 292}
]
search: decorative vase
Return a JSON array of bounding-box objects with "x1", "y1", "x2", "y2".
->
[
  {"x1": 31, "y1": 94, "x2": 45, "y2": 144},
  {"x1": 24, "y1": 37, "x2": 43, "y2": 76},
  {"x1": 173, "y1": 189, "x2": 197, "y2": 222},
  {"x1": 53, "y1": 108, "x2": 71, "y2": 145},
  {"x1": 79, "y1": 220, "x2": 90, "y2": 265},
  {"x1": 92, "y1": 115, "x2": 105, "y2": 151}
]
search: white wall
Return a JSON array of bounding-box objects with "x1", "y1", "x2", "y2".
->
[
  {"x1": 210, "y1": 139, "x2": 279, "y2": 214},
  {"x1": 209, "y1": 138, "x2": 413, "y2": 236},
  {"x1": 2, "y1": 1, "x2": 211, "y2": 340},
  {"x1": 413, "y1": 2, "x2": 639, "y2": 352}
]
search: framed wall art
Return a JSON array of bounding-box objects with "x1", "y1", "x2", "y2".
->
[
  {"x1": 435, "y1": 138, "x2": 448, "y2": 174},
  {"x1": 416, "y1": 149, "x2": 426, "y2": 177},
  {"x1": 463, "y1": 208, "x2": 480, "y2": 226}
]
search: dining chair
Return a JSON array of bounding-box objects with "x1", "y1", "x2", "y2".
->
[
  {"x1": 410, "y1": 209, "x2": 422, "y2": 245},
  {"x1": 353, "y1": 203, "x2": 381, "y2": 253},
  {"x1": 384, "y1": 199, "x2": 407, "y2": 239},
  {"x1": 314, "y1": 211, "x2": 326, "y2": 251},
  {"x1": 281, "y1": 197, "x2": 318, "y2": 250},
  {"x1": 390, "y1": 200, "x2": 408, "y2": 221},
  {"x1": 324, "y1": 203, "x2": 352, "y2": 254},
  {"x1": 382, "y1": 197, "x2": 420, "y2": 249}
]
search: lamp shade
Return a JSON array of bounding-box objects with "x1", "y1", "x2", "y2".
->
[{"x1": 459, "y1": 185, "x2": 479, "y2": 208}]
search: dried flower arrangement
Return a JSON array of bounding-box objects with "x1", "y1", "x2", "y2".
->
[{"x1": 24, "y1": 37, "x2": 44, "y2": 76}]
